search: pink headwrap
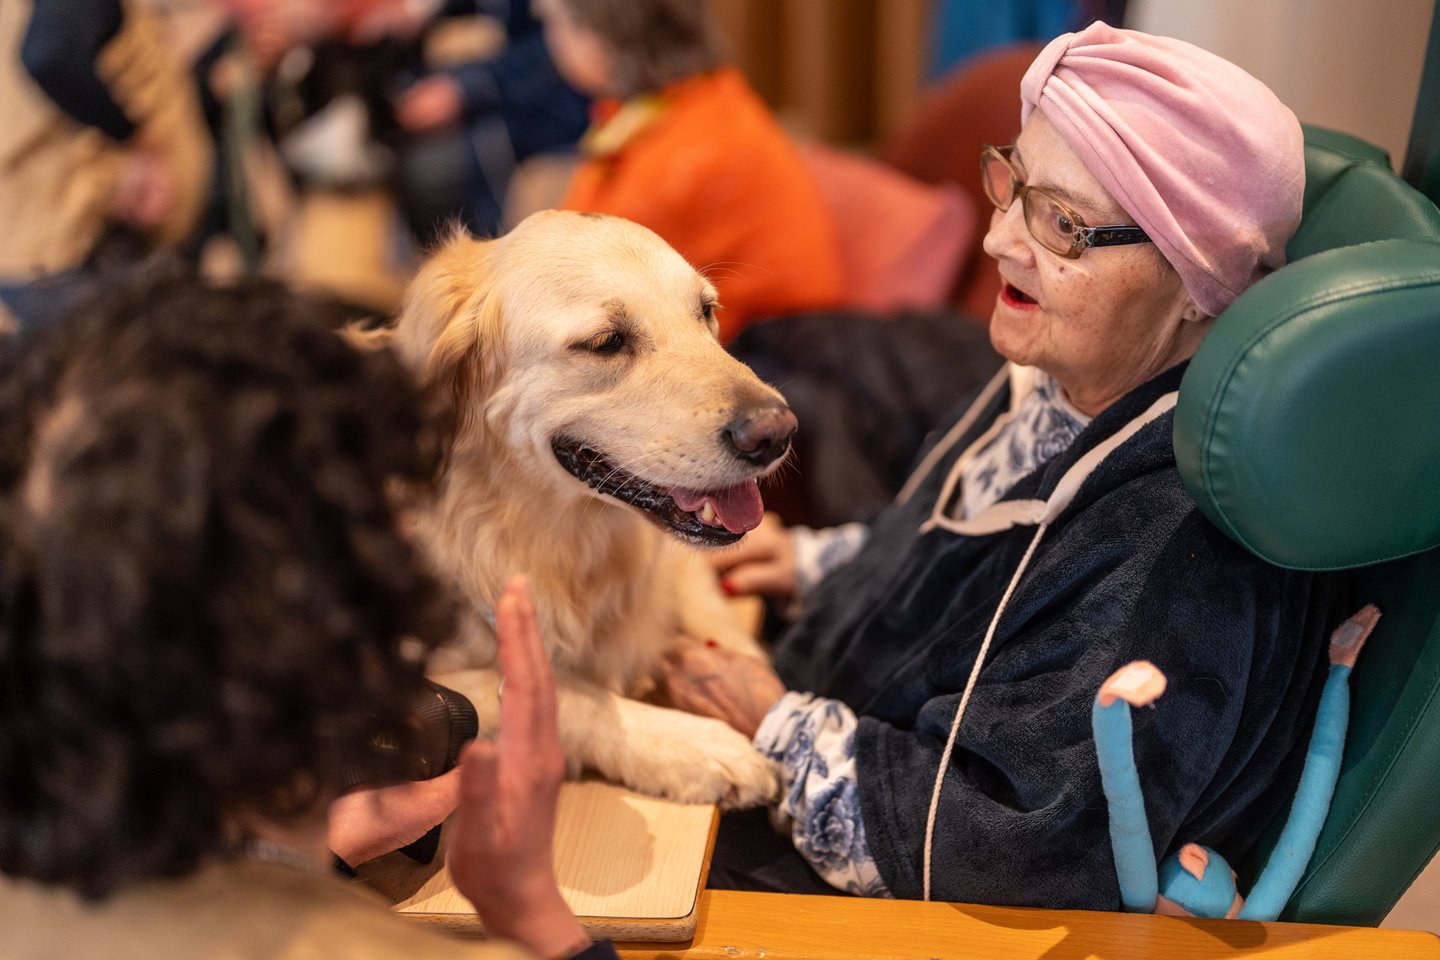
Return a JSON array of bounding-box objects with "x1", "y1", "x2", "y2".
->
[{"x1": 1020, "y1": 22, "x2": 1305, "y2": 316}]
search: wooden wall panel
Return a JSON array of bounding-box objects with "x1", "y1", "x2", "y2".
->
[{"x1": 709, "y1": 0, "x2": 935, "y2": 146}]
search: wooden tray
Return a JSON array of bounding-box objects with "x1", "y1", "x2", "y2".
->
[{"x1": 360, "y1": 778, "x2": 719, "y2": 943}]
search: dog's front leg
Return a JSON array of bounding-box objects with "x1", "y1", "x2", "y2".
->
[
  {"x1": 431, "y1": 667, "x2": 779, "y2": 808},
  {"x1": 555, "y1": 677, "x2": 779, "y2": 810},
  {"x1": 670, "y1": 546, "x2": 765, "y2": 658}
]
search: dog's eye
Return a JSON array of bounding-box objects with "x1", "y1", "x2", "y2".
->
[
  {"x1": 591, "y1": 331, "x2": 627, "y2": 355},
  {"x1": 701, "y1": 300, "x2": 717, "y2": 322}
]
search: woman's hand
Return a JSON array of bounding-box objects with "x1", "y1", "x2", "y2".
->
[
  {"x1": 448, "y1": 576, "x2": 590, "y2": 960},
  {"x1": 709, "y1": 512, "x2": 797, "y2": 599},
  {"x1": 653, "y1": 639, "x2": 788, "y2": 739},
  {"x1": 328, "y1": 772, "x2": 460, "y2": 867},
  {"x1": 396, "y1": 76, "x2": 464, "y2": 133},
  {"x1": 111, "y1": 147, "x2": 175, "y2": 230}
]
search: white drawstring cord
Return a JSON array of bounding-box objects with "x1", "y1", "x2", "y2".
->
[
  {"x1": 897, "y1": 366, "x2": 1010, "y2": 507},
  {"x1": 917, "y1": 389, "x2": 1177, "y2": 900},
  {"x1": 922, "y1": 519, "x2": 1049, "y2": 901}
]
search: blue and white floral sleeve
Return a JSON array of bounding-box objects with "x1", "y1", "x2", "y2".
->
[
  {"x1": 753, "y1": 691, "x2": 893, "y2": 897},
  {"x1": 791, "y1": 522, "x2": 869, "y2": 600}
]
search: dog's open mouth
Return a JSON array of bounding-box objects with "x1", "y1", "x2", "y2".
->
[{"x1": 552, "y1": 438, "x2": 763, "y2": 546}]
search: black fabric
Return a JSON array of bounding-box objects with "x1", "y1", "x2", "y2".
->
[
  {"x1": 767, "y1": 364, "x2": 1346, "y2": 908},
  {"x1": 567, "y1": 939, "x2": 619, "y2": 960},
  {"x1": 707, "y1": 807, "x2": 857, "y2": 897},
  {"x1": 729, "y1": 310, "x2": 1001, "y2": 527},
  {"x1": 21, "y1": 0, "x2": 135, "y2": 141}
]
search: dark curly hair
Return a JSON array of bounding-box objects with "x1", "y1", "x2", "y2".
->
[{"x1": 0, "y1": 269, "x2": 455, "y2": 900}]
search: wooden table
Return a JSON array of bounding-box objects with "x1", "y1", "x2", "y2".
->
[
  {"x1": 364, "y1": 776, "x2": 1439, "y2": 959},
  {"x1": 376, "y1": 595, "x2": 1437, "y2": 958},
  {"x1": 614, "y1": 889, "x2": 1440, "y2": 959}
]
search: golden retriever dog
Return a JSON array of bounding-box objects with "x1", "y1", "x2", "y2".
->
[{"x1": 387, "y1": 210, "x2": 792, "y2": 808}]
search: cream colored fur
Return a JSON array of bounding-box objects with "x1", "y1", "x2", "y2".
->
[{"x1": 390, "y1": 210, "x2": 785, "y2": 808}]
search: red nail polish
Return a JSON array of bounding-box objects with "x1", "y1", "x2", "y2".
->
[
  {"x1": 720, "y1": 580, "x2": 736, "y2": 596},
  {"x1": 704, "y1": 638, "x2": 720, "y2": 649}
]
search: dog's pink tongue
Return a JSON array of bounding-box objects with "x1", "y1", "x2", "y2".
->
[{"x1": 670, "y1": 480, "x2": 765, "y2": 534}]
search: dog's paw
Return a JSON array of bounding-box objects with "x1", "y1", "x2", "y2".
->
[
  {"x1": 608, "y1": 713, "x2": 781, "y2": 809},
  {"x1": 708, "y1": 739, "x2": 784, "y2": 811}
]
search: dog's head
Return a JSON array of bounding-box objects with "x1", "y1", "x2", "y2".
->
[{"x1": 392, "y1": 210, "x2": 795, "y2": 547}]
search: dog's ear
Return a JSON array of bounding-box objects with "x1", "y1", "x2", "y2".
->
[
  {"x1": 392, "y1": 232, "x2": 504, "y2": 437},
  {"x1": 393, "y1": 231, "x2": 501, "y2": 387}
]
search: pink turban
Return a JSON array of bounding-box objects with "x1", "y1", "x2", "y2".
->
[{"x1": 1020, "y1": 22, "x2": 1305, "y2": 316}]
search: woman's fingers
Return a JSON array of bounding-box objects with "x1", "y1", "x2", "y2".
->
[
  {"x1": 707, "y1": 514, "x2": 797, "y2": 597},
  {"x1": 708, "y1": 539, "x2": 769, "y2": 574},
  {"x1": 708, "y1": 512, "x2": 786, "y2": 572},
  {"x1": 720, "y1": 560, "x2": 791, "y2": 597},
  {"x1": 494, "y1": 575, "x2": 557, "y2": 744},
  {"x1": 455, "y1": 741, "x2": 498, "y2": 842},
  {"x1": 491, "y1": 576, "x2": 566, "y2": 807}
]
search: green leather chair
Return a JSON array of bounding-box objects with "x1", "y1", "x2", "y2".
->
[{"x1": 1175, "y1": 125, "x2": 1440, "y2": 925}]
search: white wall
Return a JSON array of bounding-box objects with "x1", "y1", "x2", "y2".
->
[{"x1": 1127, "y1": 0, "x2": 1434, "y2": 167}]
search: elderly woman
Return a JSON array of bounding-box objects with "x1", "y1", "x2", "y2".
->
[{"x1": 659, "y1": 23, "x2": 1346, "y2": 908}]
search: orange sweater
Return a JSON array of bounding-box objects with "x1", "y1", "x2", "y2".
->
[{"x1": 562, "y1": 68, "x2": 844, "y2": 342}]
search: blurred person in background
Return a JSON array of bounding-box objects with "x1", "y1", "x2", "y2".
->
[
  {"x1": 204, "y1": 0, "x2": 586, "y2": 283},
  {"x1": 539, "y1": 0, "x2": 845, "y2": 343},
  {"x1": 0, "y1": 0, "x2": 211, "y2": 329},
  {"x1": 391, "y1": 0, "x2": 590, "y2": 242}
]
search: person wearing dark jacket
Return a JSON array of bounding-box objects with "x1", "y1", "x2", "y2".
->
[
  {"x1": 654, "y1": 23, "x2": 1347, "y2": 909},
  {"x1": 392, "y1": 0, "x2": 588, "y2": 240}
]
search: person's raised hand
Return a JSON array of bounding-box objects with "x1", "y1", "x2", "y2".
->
[
  {"x1": 708, "y1": 511, "x2": 797, "y2": 599},
  {"x1": 448, "y1": 575, "x2": 590, "y2": 959}
]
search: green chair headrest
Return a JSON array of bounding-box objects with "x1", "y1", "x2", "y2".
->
[
  {"x1": 1176, "y1": 239, "x2": 1440, "y2": 571},
  {"x1": 1290, "y1": 127, "x2": 1440, "y2": 260}
]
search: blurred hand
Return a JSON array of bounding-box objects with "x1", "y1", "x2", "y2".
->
[
  {"x1": 709, "y1": 512, "x2": 797, "y2": 599},
  {"x1": 396, "y1": 75, "x2": 464, "y2": 133},
  {"x1": 111, "y1": 147, "x2": 175, "y2": 230},
  {"x1": 448, "y1": 576, "x2": 589, "y2": 959},
  {"x1": 351, "y1": 0, "x2": 432, "y2": 43},
  {"x1": 327, "y1": 772, "x2": 460, "y2": 867},
  {"x1": 226, "y1": 0, "x2": 340, "y2": 72},
  {"x1": 654, "y1": 638, "x2": 787, "y2": 739}
]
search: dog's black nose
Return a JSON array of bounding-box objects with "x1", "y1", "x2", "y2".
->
[{"x1": 723, "y1": 405, "x2": 797, "y2": 466}]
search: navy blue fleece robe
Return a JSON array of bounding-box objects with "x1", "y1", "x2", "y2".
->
[{"x1": 771, "y1": 364, "x2": 1347, "y2": 908}]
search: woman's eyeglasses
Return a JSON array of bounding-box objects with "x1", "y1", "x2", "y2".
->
[{"x1": 981, "y1": 144, "x2": 1152, "y2": 260}]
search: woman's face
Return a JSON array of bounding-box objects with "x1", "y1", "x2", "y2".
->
[
  {"x1": 535, "y1": 0, "x2": 614, "y2": 97},
  {"x1": 981, "y1": 110, "x2": 1210, "y2": 417}
]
